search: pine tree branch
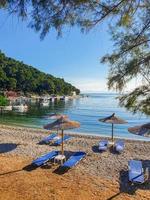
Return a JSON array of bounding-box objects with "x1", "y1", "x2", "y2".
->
[{"x1": 91, "y1": 0, "x2": 126, "y2": 26}]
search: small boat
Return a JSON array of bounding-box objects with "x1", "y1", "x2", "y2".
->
[
  {"x1": 50, "y1": 97, "x2": 55, "y2": 103},
  {"x1": 40, "y1": 99, "x2": 49, "y2": 106},
  {"x1": 13, "y1": 104, "x2": 28, "y2": 112},
  {"x1": 3, "y1": 105, "x2": 12, "y2": 111},
  {"x1": 60, "y1": 96, "x2": 65, "y2": 101},
  {"x1": 64, "y1": 96, "x2": 69, "y2": 101},
  {"x1": 30, "y1": 98, "x2": 37, "y2": 103},
  {"x1": 61, "y1": 96, "x2": 70, "y2": 101},
  {"x1": 54, "y1": 97, "x2": 58, "y2": 102}
]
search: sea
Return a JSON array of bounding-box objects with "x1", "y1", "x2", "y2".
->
[{"x1": 0, "y1": 93, "x2": 150, "y2": 141}]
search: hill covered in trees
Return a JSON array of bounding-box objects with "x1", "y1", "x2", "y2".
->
[{"x1": 0, "y1": 51, "x2": 80, "y2": 96}]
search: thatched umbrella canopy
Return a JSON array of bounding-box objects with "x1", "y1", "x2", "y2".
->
[
  {"x1": 44, "y1": 113, "x2": 68, "y2": 134},
  {"x1": 128, "y1": 123, "x2": 150, "y2": 137},
  {"x1": 44, "y1": 116, "x2": 80, "y2": 155},
  {"x1": 99, "y1": 113, "x2": 127, "y2": 142},
  {"x1": 46, "y1": 113, "x2": 68, "y2": 120}
]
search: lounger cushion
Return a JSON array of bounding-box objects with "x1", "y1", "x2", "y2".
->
[
  {"x1": 62, "y1": 152, "x2": 86, "y2": 168},
  {"x1": 128, "y1": 160, "x2": 144, "y2": 183},
  {"x1": 40, "y1": 133, "x2": 57, "y2": 143},
  {"x1": 99, "y1": 140, "x2": 108, "y2": 151},
  {"x1": 32, "y1": 151, "x2": 58, "y2": 166},
  {"x1": 54, "y1": 135, "x2": 72, "y2": 145},
  {"x1": 115, "y1": 140, "x2": 124, "y2": 152}
]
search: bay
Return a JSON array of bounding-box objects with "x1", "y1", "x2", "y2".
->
[{"x1": 0, "y1": 93, "x2": 150, "y2": 141}]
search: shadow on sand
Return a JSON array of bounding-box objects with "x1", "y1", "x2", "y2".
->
[
  {"x1": 92, "y1": 145, "x2": 100, "y2": 153},
  {"x1": 0, "y1": 164, "x2": 38, "y2": 176},
  {"x1": 52, "y1": 150, "x2": 77, "y2": 175},
  {"x1": 37, "y1": 141, "x2": 50, "y2": 145},
  {"x1": 38, "y1": 142, "x2": 60, "y2": 147},
  {"x1": 109, "y1": 146, "x2": 121, "y2": 155},
  {"x1": 53, "y1": 166, "x2": 69, "y2": 175},
  {"x1": 107, "y1": 160, "x2": 150, "y2": 200},
  {"x1": 23, "y1": 164, "x2": 38, "y2": 172},
  {"x1": 0, "y1": 150, "x2": 76, "y2": 176},
  {"x1": 0, "y1": 143, "x2": 18, "y2": 154},
  {"x1": 0, "y1": 169, "x2": 23, "y2": 176}
]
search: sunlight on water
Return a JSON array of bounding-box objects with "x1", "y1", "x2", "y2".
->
[{"x1": 0, "y1": 93, "x2": 150, "y2": 141}]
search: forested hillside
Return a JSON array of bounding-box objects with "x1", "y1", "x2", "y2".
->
[{"x1": 0, "y1": 51, "x2": 80, "y2": 95}]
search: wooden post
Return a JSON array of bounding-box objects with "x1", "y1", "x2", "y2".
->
[
  {"x1": 112, "y1": 123, "x2": 114, "y2": 142},
  {"x1": 61, "y1": 129, "x2": 64, "y2": 155}
]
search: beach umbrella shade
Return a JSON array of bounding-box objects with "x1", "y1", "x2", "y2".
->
[
  {"x1": 99, "y1": 113, "x2": 127, "y2": 142},
  {"x1": 44, "y1": 113, "x2": 68, "y2": 134},
  {"x1": 44, "y1": 116, "x2": 80, "y2": 155},
  {"x1": 46, "y1": 113, "x2": 68, "y2": 120},
  {"x1": 128, "y1": 123, "x2": 150, "y2": 137}
]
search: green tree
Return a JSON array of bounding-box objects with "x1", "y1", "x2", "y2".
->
[
  {"x1": 0, "y1": 95, "x2": 9, "y2": 106},
  {"x1": 99, "y1": 1, "x2": 150, "y2": 115},
  {"x1": 7, "y1": 78, "x2": 17, "y2": 90},
  {"x1": 0, "y1": 95, "x2": 9, "y2": 114},
  {"x1": 2, "y1": 1, "x2": 150, "y2": 114},
  {"x1": 0, "y1": 0, "x2": 7, "y2": 8},
  {"x1": 0, "y1": 68, "x2": 7, "y2": 89},
  {"x1": 0, "y1": 51, "x2": 80, "y2": 95}
]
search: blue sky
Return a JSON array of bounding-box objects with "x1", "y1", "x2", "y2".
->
[{"x1": 0, "y1": 10, "x2": 113, "y2": 92}]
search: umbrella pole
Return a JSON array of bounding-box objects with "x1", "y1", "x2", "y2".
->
[
  {"x1": 112, "y1": 123, "x2": 114, "y2": 142},
  {"x1": 61, "y1": 129, "x2": 64, "y2": 155}
]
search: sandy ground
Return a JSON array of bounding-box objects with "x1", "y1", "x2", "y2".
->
[{"x1": 0, "y1": 125, "x2": 150, "y2": 200}]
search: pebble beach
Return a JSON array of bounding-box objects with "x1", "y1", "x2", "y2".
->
[{"x1": 0, "y1": 124, "x2": 150, "y2": 200}]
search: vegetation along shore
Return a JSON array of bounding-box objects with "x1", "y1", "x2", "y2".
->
[{"x1": 0, "y1": 51, "x2": 80, "y2": 96}]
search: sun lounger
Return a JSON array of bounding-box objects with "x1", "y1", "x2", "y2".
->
[
  {"x1": 32, "y1": 151, "x2": 58, "y2": 166},
  {"x1": 114, "y1": 140, "x2": 124, "y2": 153},
  {"x1": 99, "y1": 140, "x2": 108, "y2": 151},
  {"x1": 54, "y1": 135, "x2": 72, "y2": 145},
  {"x1": 39, "y1": 133, "x2": 58, "y2": 144},
  {"x1": 62, "y1": 151, "x2": 86, "y2": 168},
  {"x1": 128, "y1": 160, "x2": 145, "y2": 184}
]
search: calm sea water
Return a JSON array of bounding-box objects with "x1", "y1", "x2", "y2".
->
[{"x1": 0, "y1": 93, "x2": 150, "y2": 141}]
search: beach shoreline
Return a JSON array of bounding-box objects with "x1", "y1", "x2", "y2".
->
[
  {"x1": 0, "y1": 123, "x2": 149, "y2": 142},
  {"x1": 0, "y1": 124, "x2": 150, "y2": 200}
]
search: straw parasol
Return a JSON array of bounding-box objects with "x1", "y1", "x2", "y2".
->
[
  {"x1": 45, "y1": 113, "x2": 68, "y2": 134},
  {"x1": 44, "y1": 116, "x2": 80, "y2": 155},
  {"x1": 128, "y1": 122, "x2": 150, "y2": 137},
  {"x1": 99, "y1": 113, "x2": 127, "y2": 142},
  {"x1": 46, "y1": 113, "x2": 68, "y2": 120}
]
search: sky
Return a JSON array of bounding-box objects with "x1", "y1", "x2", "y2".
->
[{"x1": 0, "y1": 10, "x2": 127, "y2": 92}]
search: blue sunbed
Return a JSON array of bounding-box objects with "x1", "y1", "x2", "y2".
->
[
  {"x1": 54, "y1": 135, "x2": 72, "y2": 145},
  {"x1": 62, "y1": 151, "x2": 86, "y2": 168},
  {"x1": 114, "y1": 140, "x2": 124, "y2": 153},
  {"x1": 32, "y1": 151, "x2": 58, "y2": 166},
  {"x1": 99, "y1": 140, "x2": 108, "y2": 151},
  {"x1": 128, "y1": 160, "x2": 144, "y2": 184},
  {"x1": 40, "y1": 133, "x2": 57, "y2": 144}
]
